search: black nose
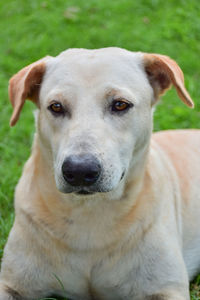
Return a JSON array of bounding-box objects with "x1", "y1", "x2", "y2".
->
[{"x1": 62, "y1": 154, "x2": 101, "y2": 186}]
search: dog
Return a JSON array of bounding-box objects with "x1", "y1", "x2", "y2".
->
[{"x1": 0, "y1": 47, "x2": 199, "y2": 300}]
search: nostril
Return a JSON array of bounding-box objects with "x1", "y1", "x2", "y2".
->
[
  {"x1": 65, "y1": 173, "x2": 75, "y2": 182},
  {"x1": 84, "y1": 172, "x2": 99, "y2": 182}
]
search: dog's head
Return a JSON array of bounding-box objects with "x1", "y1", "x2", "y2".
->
[{"x1": 9, "y1": 48, "x2": 193, "y2": 197}]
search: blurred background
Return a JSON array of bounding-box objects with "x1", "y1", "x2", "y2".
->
[{"x1": 0, "y1": 0, "x2": 200, "y2": 299}]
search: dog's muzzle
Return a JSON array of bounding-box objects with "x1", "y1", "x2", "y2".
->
[{"x1": 62, "y1": 154, "x2": 101, "y2": 189}]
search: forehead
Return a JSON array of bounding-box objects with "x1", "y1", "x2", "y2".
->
[{"x1": 41, "y1": 48, "x2": 151, "y2": 99}]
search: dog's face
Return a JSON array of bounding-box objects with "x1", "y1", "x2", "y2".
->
[
  {"x1": 9, "y1": 48, "x2": 193, "y2": 197},
  {"x1": 38, "y1": 49, "x2": 153, "y2": 195}
]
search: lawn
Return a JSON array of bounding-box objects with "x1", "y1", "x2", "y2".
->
[{"x1": 0, "y1": 0, "x2": 200, "y2": 299}]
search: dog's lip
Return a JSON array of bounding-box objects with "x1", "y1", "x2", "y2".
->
[{"x1": 75, "y1": 190, "x2": 95, "y2": 195}]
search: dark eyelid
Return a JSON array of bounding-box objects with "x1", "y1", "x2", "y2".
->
[
  {"x1": 113, "y1": 97, "x2": 133, "y2": 105},
  {"x1": 49, "y1": 100, "x2": 62, "y2": 106}
]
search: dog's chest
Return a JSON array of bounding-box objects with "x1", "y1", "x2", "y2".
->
[
  {"x1": 37, "y1": 201, "x2": 161, "y2": 299},
  {"x1": 56, "y1": 252, "x2": 133, "y2": 300},
  {"x1": 53, "y1": 243, "x2": 151, "y2": 300},
  {"x1": 51, "y1": 222, "x2": 181, "y2": 300}
]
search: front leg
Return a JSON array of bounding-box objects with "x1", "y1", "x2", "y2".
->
[{"x1": 0, "y1": 218, "x2": 66, "y2": 300}]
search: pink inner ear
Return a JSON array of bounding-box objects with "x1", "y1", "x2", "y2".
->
[
  {"x1": 156, "y1": 72, "x2": 171, "y2": 90},
  {"x1": 24, "y1": 64, "x2": 46, "y2": 103},
  {"x1": 9, "y1": 62, "x2": 46, "y2": 126},
  {"x1": 145, "y1": 64, "x2": 171, "y2": 98},
  {"x1": 143, "y1": 53, "x2": 194, "y2": 108}
]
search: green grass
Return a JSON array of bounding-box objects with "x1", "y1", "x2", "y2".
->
[{"x1": 0, "y1": 0, "x2": 200, "y2": 299}]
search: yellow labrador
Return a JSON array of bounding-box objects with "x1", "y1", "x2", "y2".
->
[{"x1": 0, "y1": 47, "x2": 199, "y2": 300}]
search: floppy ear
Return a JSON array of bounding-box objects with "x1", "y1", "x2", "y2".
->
[
  {"x1": 9, "y1": 56, "x2": 51, "y2": 126},
  {"x1": 143, "y1": 53, "x2": 194, "y2": 108}
]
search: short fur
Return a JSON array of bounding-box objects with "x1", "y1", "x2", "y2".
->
[{"x1": 0, "y1": 47, "x2": 199, "y2": 300}]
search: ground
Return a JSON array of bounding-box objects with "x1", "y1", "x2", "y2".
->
[{"x1": 0, "y1": 0, "x2": 200, "y2": 299}]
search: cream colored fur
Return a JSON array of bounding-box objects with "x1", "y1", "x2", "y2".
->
[{"x1": 0, "y1": 47, "x2": 199, "y2": 300}]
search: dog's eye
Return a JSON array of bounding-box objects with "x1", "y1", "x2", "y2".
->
[
  {"x1": 48, "y1": 102, "x2": 64, "y2": 115},
  {"x1": 111, "y1": 100, "x2": 133, "y2": 112}
]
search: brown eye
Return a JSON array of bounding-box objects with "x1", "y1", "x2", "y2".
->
[
  {"x1": 111, "y1": 100, "x2": 132, "y2": 112},
  {"x1": 49, "y1": 102, "x2": 64, "y2": 115}
]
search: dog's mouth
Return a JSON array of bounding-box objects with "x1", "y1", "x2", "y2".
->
[
  {"x1": 75, "y1": 190, "x2": 95, "y2": 195},
  {"x1": 59, "y1": 169, "x2": 126, "y2": 195}
]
